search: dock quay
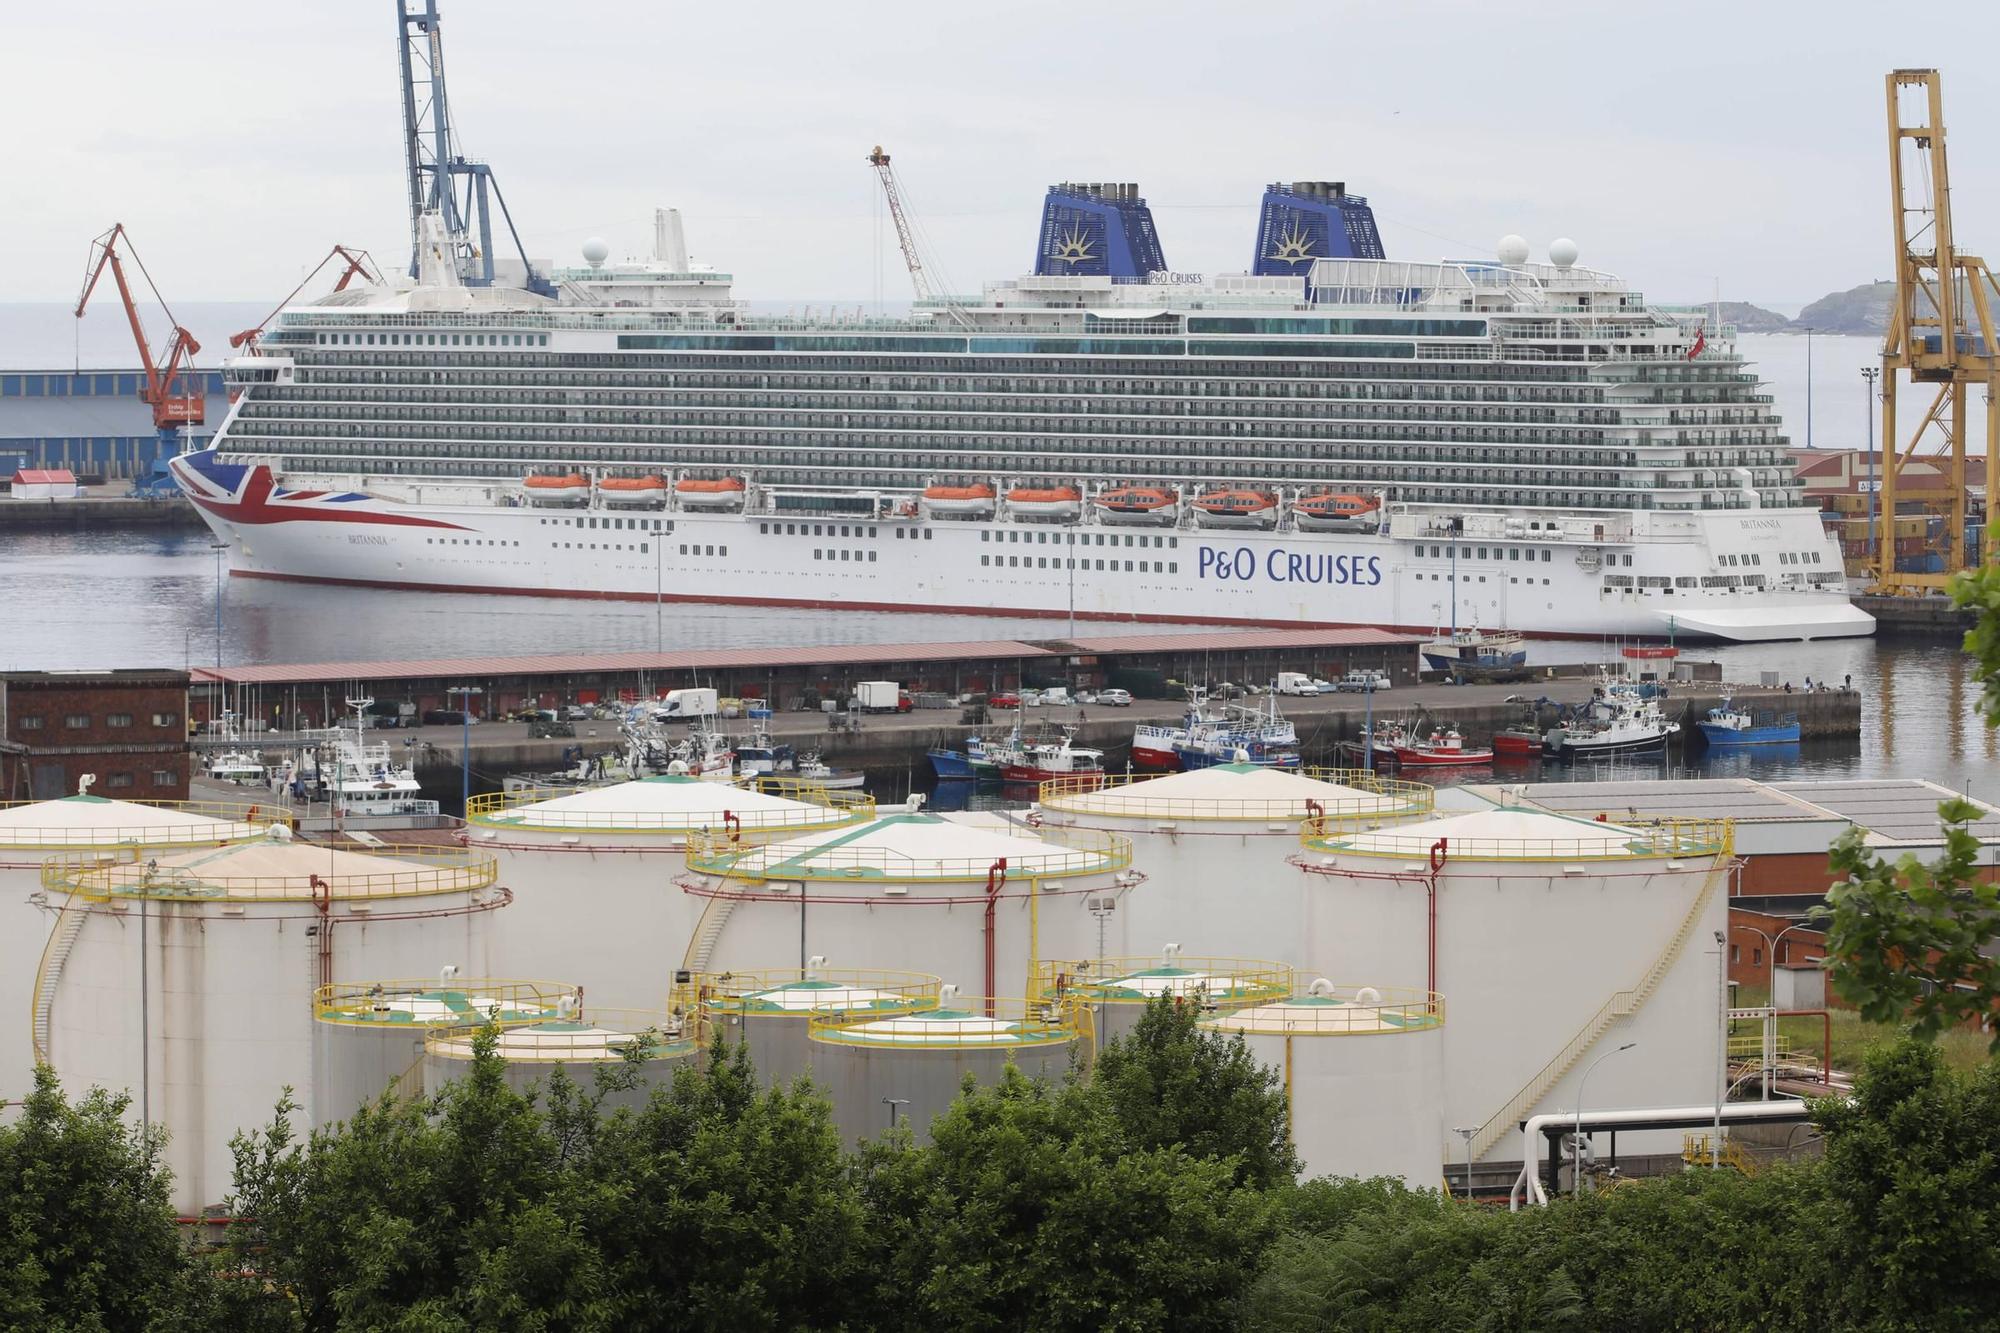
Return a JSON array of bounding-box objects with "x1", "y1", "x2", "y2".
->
[
  {"x1": 0, "y1": 493, "x2": 203, "y2": 529},
  {"x1": 1852, "y1": 592, "x2": 1975, "y2": 639}
]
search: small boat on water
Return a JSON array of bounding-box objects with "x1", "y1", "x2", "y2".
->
[
  {"x1": 928, "y1": 734, "x2": 1002, "y2": 781},
  {"x1": 1696, "y1": 699, "x2": 1801, "y2": 747},
  {"x1": 922, "y1": 482, "x2": 997, "y2": 517},
  {"x1": 1547, "y1": 691, "x2": 1679, "y2": 759},
  {"x1": 797, "y1": 752, "x2": 866, "y2": 790},
  {"x1": 1131, "y1": 687, "x2": 1298, "y2": 772},
  {"x1": 993, "y1": 726, "x2": 1105, "y2": 785},
  {"x1": 1390, "y1": 728, "x2": 1493, "y2": 767},
  {"x1": 733, "y1": 728, "x2": 799, "y2": 777},
  {"x1": 522, "y1": 472, "x2": 589, "y2": 505},
  {"x1": 1095, "y1": 485, "x2": 1178, "y2": 525},
  {"x1": 1192, "y1": 488, "x2": 1279, "y2": 529},
  {"x1": 502, "y1": 748, "x2": 630, "y2": 795},
  {"x1": 675, "y1": 476, "x2": 746, "y2": 510},
  {"x1": 1492, "y1": 724, "x2": 1544, "y2": 758},
  {"x1": 1337, "y1": 717, "x2": 1411, "y2": 768},
  {"x1": 1293, "y1": 491, "x2": 1380, "y2": 533},
  {"x1": 1005, "y1": 485, "x2": 1082, "y2": 520}
]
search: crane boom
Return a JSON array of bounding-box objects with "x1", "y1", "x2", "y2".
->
[
  {"x1": 230, "y1": 245, "x2": 382, "y2": 349},
  {"x1": 74, "y1": 223, "x2": 203, "y2": 431},
  {"x1": 867, "y1": 145, "x2": 933, "y2": 303}
]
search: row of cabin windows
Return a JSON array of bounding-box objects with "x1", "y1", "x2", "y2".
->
[
  {"x1": 812, "y1": 548, "x2": 878, "y2": 562},
  {"x1": 981, "y1": 555, "x2": 1176, "y2": 574},
  {"x1": 15, "y1": 712, "x2": 175, "y2": 730},
  {"x1": 1417, "y1": 544, "x2": 1560, "y2": 564},
  {"x1": 983, "y1": 530, "x2": 1177, "y2": 548},
  {"x1": 541, "y1": 515, "x2": 671, "y2": 532},
  {"x1": 319, "y1": 333, "x2": 551, "y2": 348}
]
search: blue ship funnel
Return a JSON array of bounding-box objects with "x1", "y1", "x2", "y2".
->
[
  {"x1": 1252, "y1": 181, "x2": 1385, "y2": 276},
  {"x1": 1034, "y1": 182, "x2": 1167, "y2": 279}
]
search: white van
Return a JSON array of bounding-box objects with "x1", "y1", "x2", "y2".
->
[{"x1": 1275, "y1": 672, "x2": 1318, "y2": 696}]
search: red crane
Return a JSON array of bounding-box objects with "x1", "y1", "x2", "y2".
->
[
  {"x1": 74, "y1": 223, "x2": 204, "y2": 433},
  {"x1": 229, "y1": 245, "x2": 382, "y2": 350}
]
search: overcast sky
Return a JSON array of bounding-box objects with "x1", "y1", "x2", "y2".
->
[{"x1": 10, "y1": 1, "x2": 1999, "y2": 310}]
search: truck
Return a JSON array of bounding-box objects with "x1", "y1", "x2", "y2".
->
[
  {"x1": 652, "y1": 687, "x2": 718, "y2": 720},
  {"x1": 853, "y1": 680, "x2": 909, "y2": 713},
  {"x1": 1275, "y1": 672, "x2": 1318, "y2": 696}
]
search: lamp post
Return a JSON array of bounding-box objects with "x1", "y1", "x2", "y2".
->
[
  {"x1": 1573, "y1": 1041, "x2": 1637, "y2": 1196},
  {"x1": 882, "y1": 1097, "x2": 909, "y2": 1134},
  {"x1": 1363, "y1": 678, "x2": 1376, "y2": 774},
  {"x1": 1452, "y1": 1125, "x2": 1479, "y2": 1201},
  {"x1": 1861, "y1": 366, "x2": 1880, "y2": 564},
  {"x1": 1712, "y1": 929, "x2": 1727, "y2": 1167},
  {"x1": 210, "y1": 540, "x2": 229, "y2": 668},
  {"x1": 446, "y1": 686, "x2": 482, "y2": 815},
  {"x1": 653, "y1": 526, "x2": 663, "y2": 655}
]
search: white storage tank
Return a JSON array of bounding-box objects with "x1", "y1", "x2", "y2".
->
[
  {"x1": 1295, "y1": 805, "x2": 1733, "y2": 1166},
  {"x1": 424, "y1": 1005, "x2": 697, "y2": 1112},
  {"x1": 312, "y1": 971, "x2": 577, "y2": 1127},
  {"x1": 806, "y1": 985, "x2": 1084, "y2": 1144},
  {"x1": 1, "y1": 790, "x2": 272, "y2": 1102},
  {"x1": 1203, "y1": 981, "x2": 1444, "y2": 1187},
  {"x1": 41, "y1": 826, "x2": 506, "y2": 1213},
  {"x1": 694, "y1": 960, "x2": 941, "y2": 1088},
  {"x1": 677, "y1": 811, "x2": 1141, "y2": 999},
  {"x1": 465, "y1": 776, "x2": 871, "y2": 1008},
  {"x1": 1035, "y1": 943, "x2": 1291, "y2": 1046},
  {"x1": 1035, "y1": 763, "x2": 1431, "y2": 968}
]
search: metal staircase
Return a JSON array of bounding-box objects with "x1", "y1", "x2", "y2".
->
[
  {"x1": 1470, "y1": 848, "x2": 1731, "y2": 1161},
  {"x1": 681, "y1": 893, "x2": 739, "y2": 974},
  {"x1": 30, "y1": 900, "x2": 89, "y2": 1065}
]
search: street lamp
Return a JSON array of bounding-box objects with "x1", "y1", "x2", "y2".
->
[
  {"x1": 1362, "y1": 677, "x2": 1377, "y2": 774},
  {"x1": 1451, "y1": 1125, "x2": 1479, "y2": 1201},
  {"x1": 446, "y1": 686, "x2": 482, "y2": 815},
  {"x1": 882, "y1": 1097, "x2": 910, "y2": 1134},
  {"x1": 1573, "y1": 1041, "x2": 1637, "y2": 1196},
  {"x1": 210, "y1": 540, "x2": 229, "y2": 669},
  {"x1": 1861, "y1": 366, "x2": 1881, "y2": 563}
]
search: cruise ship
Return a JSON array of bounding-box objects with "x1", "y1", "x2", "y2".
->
[{"x1": 175, "y1": 183, "x2": 1871, "y2": 641}]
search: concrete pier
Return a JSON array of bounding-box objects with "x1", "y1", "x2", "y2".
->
[{"x1": 1853, "y1": 593, "x2": 1974, "y2": 639}]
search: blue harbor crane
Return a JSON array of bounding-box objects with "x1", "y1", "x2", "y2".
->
[{"x1": 396, "y1": 0, "x2": 553, "y2": 296}]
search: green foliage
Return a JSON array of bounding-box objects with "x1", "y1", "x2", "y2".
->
[
  {"x1": 0, "y1": 1066, "x2": 201, "y2": 1333},
  {"x1": 1816, "y1": 799, "x2": 2000, "y2": 1051},
  {"x1": 1953, "y1": 534, "x2": 2000, "y2": 725},
  {"x1": 1091, "y1": 993, "x2": 1299, "y2": 1189}
]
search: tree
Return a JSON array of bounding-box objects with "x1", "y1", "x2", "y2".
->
[
  {"x1": 1090, "y1": 993, "x2": 1298, "y2": 1189},
  {"x1": 1953, "y1": 536, "x2": 2000, "y2": 725},
  {"x1": 0, "y1": 1066, "x2": 207, "y2": 1332},
  {"x1": 1815, "y1": 798, "x2": 2000, "y2": 1051}
]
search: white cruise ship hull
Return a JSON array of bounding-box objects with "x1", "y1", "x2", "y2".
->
[{"x1": 172, "y1": 453, "x2": 1873, "y2": 641}]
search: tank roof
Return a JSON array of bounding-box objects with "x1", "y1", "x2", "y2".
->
[
  {"x1": 0, "y1": 794, "x2": 273, "y2": 848},
  {"x1": 808, "y1": 998, "x2": 1082, "y2": 1049},
  {"x1": 690, "y1": 812, "x2": 1128, "y2": 881},
  {"x1": 315, "y1": 978, "x2": 577, "y2": 1027},
  {"x1": 1044, "y1": 763, "x2": 1431, "y2": 822},
  {"x1": 1205, "y1": 985, "x2": 1443, "y2": 1035},
  {"x1": 426, "y1": 1009, "x2": 696, "y2": 1064},
  {"x1": 49, "y1": 827, "x2": 498, "y2": 901},
  {"x1": 1308, "y1": 806, "x2": 1728, "y2": 861},
  {"x1": 1085, "y1": 964, "x2": 1289, "y2": 1003},
  {"x1": 469, "y1": 775, "x2": 864, "y2": 834}
]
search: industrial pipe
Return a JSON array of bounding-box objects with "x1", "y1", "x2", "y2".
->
[
  {"x1": 984, "y1": 858, "x2": 1008, "y2": 1017},
  {"x1": 1424, "y1": 838, "x2": 1446, "y2": 1004},
  {"x1": 1777, "y1": 1009, "x2": 1833, "y2": 1086},
  {"x1": 1509, "y1": 1099, "x2": 1818, "y2": 1209}
]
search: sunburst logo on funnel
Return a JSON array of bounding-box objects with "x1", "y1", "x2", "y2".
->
[
  {"x1": 1053, "y1": 226, "x2": 1097, "y2": 266},
  {"x1": 1268, "y1": 222, "x2": 1316, "y2": 266}
]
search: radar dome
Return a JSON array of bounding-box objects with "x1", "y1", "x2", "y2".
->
[
  {"x1": 1548, "y1": 237, "x2": 1579, "y2": 269},
  {"x1": 1496, "y1": 235, "x2": 1530, "y2": 266},
  {"x1": 581, "y1": 237, "x2": 610, "y2": 268}
]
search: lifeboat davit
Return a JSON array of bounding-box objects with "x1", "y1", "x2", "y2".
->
[
  {"x1": 1192, "y1": 488, "x2": 1279, "y2": 529},
  {"x1": 922, "y1": 482, "x2": 996, "y2": 517},
  {"x1": 676, "y1": 476, "x2": 746, "y2": 510},
  {"x1": 1095, "y1": 485, "x2": 1178, "y2": 526},
  {"x1": 1294, "y1": 491, "x2": 1381, "y2": 533},
  {"x1": 600, "y1": 475, "x2": 668, "y2": 508},
  {"x1": 1006, "y1": 485, "x2": 1082, "y2": 521},
  {"x1": 522, "y1": 472, "x2": 589, "y2": 506}
]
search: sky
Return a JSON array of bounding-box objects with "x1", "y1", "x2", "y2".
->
[{"x1": 9, "y1": 0, "x2": 2000, "y2": 311}]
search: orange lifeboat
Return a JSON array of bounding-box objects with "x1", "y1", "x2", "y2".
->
[
  {"x1": 600, "y1": 475, "x2": 668, "y2": 508},
  {"x1": 1095, "y1": 485, "x2": 1178, "y2": 526},
  {"x1": 1294, "y1": 491, "x2": 1381, "y2": 533},
  {"x1": 922, "y1": 482, "x2": 997, "y2": 517},
  {"x1": 1192, "y1": 488, "x2": 1279, "y2": 529},
  {"x1": 1005, "y1": 484, "x2": 1082, "y2": 520},
  {"x1": 522, "y1": 472, "x2": 589, "y2": 506},
  {"x1": 676, "y1": 476, "x2": 746, "y2": 510}
]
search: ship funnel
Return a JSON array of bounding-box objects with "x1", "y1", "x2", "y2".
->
[
  {"x1": 653, "y1": 208, "x2": 689, "y2": 271},
  {"x1": 1253, "y1": 180, "x2": 1385, "y2": 277},
  {"x1": 1035, "y1": 181, "x2": 1167, "y2": 278}
]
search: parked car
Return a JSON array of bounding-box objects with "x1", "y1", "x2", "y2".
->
[
  {"x1": 1097, "y1": 688, "x2": 1134, "y2": 707},
  {"x1": 988, "y1": 693, "x2": 1022, "y2": 709},
  {"x1": 1335, "y1": 671, "x2": 1393, "y2": 692},
  {"x1": 1312, "y1": 679, "x2": 1339, "y2": 695},
  {"x1": 1020, "y1": 689, "x2": 1044, "y2": 707}
]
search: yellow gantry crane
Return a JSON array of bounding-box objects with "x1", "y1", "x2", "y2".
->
[{"x1": 1876, "y1": 69, "x2": 2000, "y2": 593}]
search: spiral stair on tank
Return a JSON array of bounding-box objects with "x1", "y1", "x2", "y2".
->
[
  {"x1": 30, "y1": 898, "x2": 89, "y2": 1065},
  {"x1": 1469, "y1": 838, "x2": 1733, "y2": 1161}
]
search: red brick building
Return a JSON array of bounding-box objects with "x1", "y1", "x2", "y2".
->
[{"x1": 0, "y1": 670, "x2": 191, "y2": 802}]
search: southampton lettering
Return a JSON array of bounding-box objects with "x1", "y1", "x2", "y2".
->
[{"x1": 1195, "y1": 545, "x2": 1381, "y2": 586}]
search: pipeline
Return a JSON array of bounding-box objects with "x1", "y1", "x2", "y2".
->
[
  {"x1": 1425, "y1": 838, "x2": 1446, "y2": 1004},
  {"x1": 984, "y1": 857, "x2": 1008, "y2": 1017},
  {"x1": 1777, "y1": 1008, "x2": 1833, "y2": 1086},
  {"x1": 310, "y1": 873, "x2": 333, "y2": 990}
]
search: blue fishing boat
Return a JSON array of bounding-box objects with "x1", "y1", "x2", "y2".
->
[
  {"x1": 1696, "y1": 699, "x2": 1800, "y2": 747},
  {"x1": 927, "y1": 734, "x2": 1001, "y2": 781}
]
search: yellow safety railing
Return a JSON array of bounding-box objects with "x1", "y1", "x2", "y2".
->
[
  {"x1": 424, "y1": 1007, "x2": 698, "y2": 1064},
  {"x1": 464, "y1": 777, "x2": 872, "y2": 833},
  {"x1": 691, "y1": 968, "x2": 944, "y2": 1015},
  {"x1": 1302, "y1": 816, "x2": 1735, "y2": 862},
  {"x1": 1201, "y1": 985, "x2": 1445, "y2": 1035},
  {"x1": 807, "y1": 995, "x2": 1087, "y2": 1049},
  {"x1": 1030, "y1": 955, "x2": 1293, "y2": 1008},
  {"x1": 1040, "y1": 768, "x2": 1435, "y2": 822},
  {"x1": 0, "y1": 797, "x2": 292, "y2": 849},
  {"x1": 41, "y1": 844, "x2": 500, "y2": 902},
  {"x1": 313, "y1": 979, "x2": 577, "y2": 1027},
  {"x1": 684, "y1": 821, "x2": 1132, "y2": 882}
]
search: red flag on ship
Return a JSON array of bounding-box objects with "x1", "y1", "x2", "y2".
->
[{"x1": 1686, "y1": 325, "x2": 1706, "y2": 360}]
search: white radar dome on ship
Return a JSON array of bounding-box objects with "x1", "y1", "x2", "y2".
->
[
  {"x1": 581, "y1": 237, "x2": 610, "y2": 268},
  {"x1": 1496, "y1": 235, "x2": 1531, "y2": 266},
  {"x1": 1548, "y1": 237, "x2": 1579, "y2": 269}
]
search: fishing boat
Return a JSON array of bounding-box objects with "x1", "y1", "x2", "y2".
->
[
  {"x1": 1390, "y1": 728, "x2": 1493, "y2": 767},
  {"x1": 1491, "y1": 701, "x2": 1546, "y2": 758},
  {"x1": 797, "y1": 752, "x2": 866, "y2": 790},
  {"x1": 1173, "y1": 694, "x2": 1301, "y2": 770},
  {"x1": 1696, "y1": 698, "x2": 1801, "y2": 747},
  {"x1": 1338, "y1": 717, "x2": 1411, "y2": 767},
  {"x1": 1293, "y1": 491, "x2": 1381, "y2": 533},
  {"x1": 928, "y1": 734, "x2": 1001, "y2": 781},
  {"x1": 993, "y1": 726, "x2": 1105, "y2": 784},
  {"x1": 624, "y1": 718, "x2": 735, "y2": 780},
  {"x1": 1421, "y1": 622, "x2": 1529, "y2": 675},
  {"x1": 1191, "y1": 488, "x2": 1279, "y2": 529},
  {"x1": 1547, "y1": 693, "x2": 1679, "y2": 759},
  {"x1": 733, "y1": 728, "x2": 799, "y2": 777},
  {"x1": 1094, "y1": 485, "x2": 1178, "y2": 525},
  {"x1": 277, "y1": 698, "x2": 439, "y2": 816},
  {"x1": 502, "y1": 748, "x2": 630, "y2": 794}
]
